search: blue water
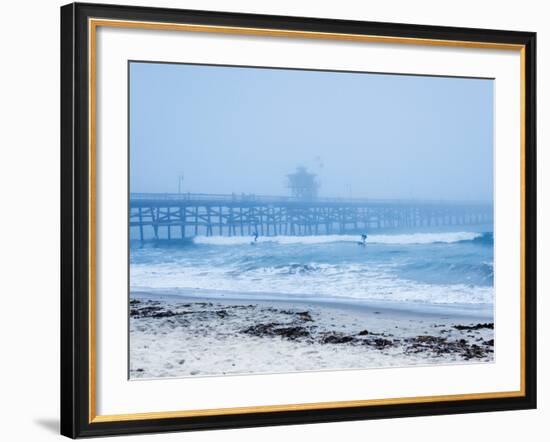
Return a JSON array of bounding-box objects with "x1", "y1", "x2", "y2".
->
[{"x1": 130, "y1": 227, "x2": 494, "y2": 310}]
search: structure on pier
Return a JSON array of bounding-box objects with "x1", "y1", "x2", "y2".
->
[
  {"x1": 287, "y1": 167, "x2": 319, "y2": 200},
  {"x1": 129, "y1": 192, "x2": 493, "y2": 241}
]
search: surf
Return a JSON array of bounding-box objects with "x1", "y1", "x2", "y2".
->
[{"x1": 192, "y1": 231, "x2": 484, "y2": 246}]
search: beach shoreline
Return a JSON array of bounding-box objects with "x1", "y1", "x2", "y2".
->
[{"x1": 129, "y1": 291, "x2": 494, "y2": 379}]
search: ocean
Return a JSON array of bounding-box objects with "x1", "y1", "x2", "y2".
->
[{"x1": 129, "y1": 226, "x2": 494, "y2": 315}]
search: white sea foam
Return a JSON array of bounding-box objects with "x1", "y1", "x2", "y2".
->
[
  {"x1": 130, "y1": 260, "x2": 493, "y2": 305},
  {"x1": 192, "y1": 231, "x2": 482, "y2": 246}
]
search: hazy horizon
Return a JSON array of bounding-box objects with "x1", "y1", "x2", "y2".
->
[{"x1": 130, "y1": 62, "x2": 494, "y2": 203}]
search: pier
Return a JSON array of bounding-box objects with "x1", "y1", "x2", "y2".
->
[{"x1": 129, "y1": 193, "x2": 493, "y2": 241}]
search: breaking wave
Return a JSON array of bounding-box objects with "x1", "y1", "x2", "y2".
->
[{"x1": 193, "y1": 231, "x2": 484, "y2": 246}]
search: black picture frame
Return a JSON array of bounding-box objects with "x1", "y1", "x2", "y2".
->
[{"x1": 61, "y1": 2, "x2": 537, "y2": 438}]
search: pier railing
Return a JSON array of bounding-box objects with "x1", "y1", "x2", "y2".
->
[{"x1": 130, "y1": 192, "x2": 490, "y2": 207}]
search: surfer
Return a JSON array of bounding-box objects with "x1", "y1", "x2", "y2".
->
[
  {"x1": 358, "y1": 233, "x2": 367, "y2": 246},
  {"x1": 251, "y1": 231, "x2": 259, "y2": 244}
]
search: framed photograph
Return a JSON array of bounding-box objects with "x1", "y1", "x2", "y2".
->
[{"x1": 60, "y1": 2, "x2": 536, "y2": 438}]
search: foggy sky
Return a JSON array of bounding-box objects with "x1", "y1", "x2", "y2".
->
[{"x1": 130, "y1": 62, "x2": 493, "y2": 202}]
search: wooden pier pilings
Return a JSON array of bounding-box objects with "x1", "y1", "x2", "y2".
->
[{"x1": 129, "y1": 193, "x2": 493, "y2": 241}]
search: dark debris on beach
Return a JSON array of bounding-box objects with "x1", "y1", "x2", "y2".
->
[
  {"x1": 452, "y1": 323, "x2": 494, "y2": 331},
  {"x1": 130, "y1": 298, "x2": 494, "y2": 361},
  {"x1": 242, "y1": 323, "x2": 311, "y2": 341},
  {"x1": 404, "y1": 334, "x2": 493, "y2": 360}
]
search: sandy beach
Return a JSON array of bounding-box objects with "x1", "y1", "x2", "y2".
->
[{"x1": 129, "y1": 291, "x2": 494, "y2": 379}]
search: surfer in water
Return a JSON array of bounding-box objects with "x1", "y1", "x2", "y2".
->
[
  {"x1": 251, "y1": 231, "x2": 259, "y2": 244},
  {"x1": 358, "y1": 233, "x2": 367, "y2": 246}
]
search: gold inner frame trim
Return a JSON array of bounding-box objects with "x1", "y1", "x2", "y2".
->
[
  {"x1": 88, "y1": 17, "x2": 527, "y2": 424},
  {"x1": 91, "y1": 390, "x2": 524, "y2": 423}
]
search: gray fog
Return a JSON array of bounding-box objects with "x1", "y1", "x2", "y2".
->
[{"x1": 130, "y1": 62, "x2": 493, "y2": 202}]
